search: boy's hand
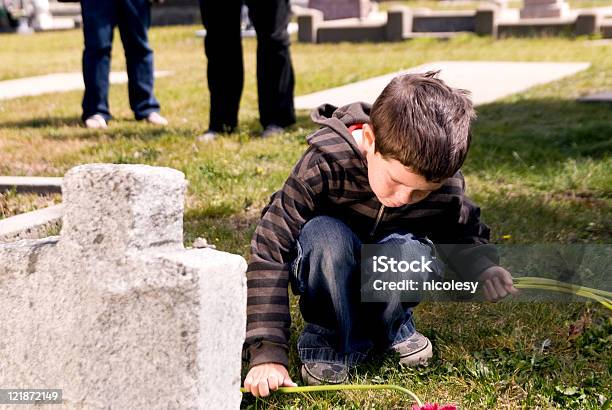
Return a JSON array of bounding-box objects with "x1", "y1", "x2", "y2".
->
[
  {"x1": 478, "y1": 266, "x2": 520, "y2": 302},
  {"x1": 244, "y1": 363, "x2": 298, "y2": 397}
]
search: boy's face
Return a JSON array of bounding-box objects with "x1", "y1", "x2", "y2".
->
[{"x1": 362, "y1": 124, "x2": 444, "y2": 207}]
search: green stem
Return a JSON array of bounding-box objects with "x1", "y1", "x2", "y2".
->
[
  {"x1": 240, "y1": 384, "x2": 423, "y2": 406},
  {"x1": 515, "y1": 282, "x2": 612, "y2": 310},
  {"x1": 515, "y1": 277, "x2": 612, "y2": 299}
]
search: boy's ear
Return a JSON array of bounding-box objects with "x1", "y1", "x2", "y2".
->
[{"x1": 363, "y1": 123, "x2": 376, "y2": 152}]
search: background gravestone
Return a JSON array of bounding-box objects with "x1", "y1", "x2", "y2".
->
[
  {"x1": 520, "y1": 0, "x2": 570, "y2": 19},
  {"x1": 0, "y1": 164, "x2": 247, "y2": 409},
  {"x1": 308, "y1": 0, "x2": 371, "y2": 20}
]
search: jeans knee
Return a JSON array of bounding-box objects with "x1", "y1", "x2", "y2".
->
[
  {"x1": 297, "y1": 217, "x2": 360, "y2": 281},
  {"x1": 375, "y1": 233, "x2": 442, "y2": 280},
  {"x1": 300, "y1": 217, "x2": 358, "y2": 257},
  {"x1": 378, "y1": 233, "x2": 434, "y2": 254}
]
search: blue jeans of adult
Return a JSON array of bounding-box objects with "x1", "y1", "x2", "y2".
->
[
  {"x1": 80, "y1": 0, "x2": 160, "y2": 122},
  {"x1": 291, "y1": 216, "x2": 441, "y2": 367}
]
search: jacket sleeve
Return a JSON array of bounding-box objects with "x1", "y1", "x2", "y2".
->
[
  {"x1": 243, "y1": 153, "x2": 326, "y2": 369},
  {"x1": 434, "y1": 172, "x2": 499, "y2": 281}
]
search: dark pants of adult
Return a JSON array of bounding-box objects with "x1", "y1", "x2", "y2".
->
[
  {"x1": 198, "y1": 0, "x2": 296, "y2": 132},
  {"x1": 291, "y1": 216, "x2": 442, "y2": 367},
  {"x1": 81, "y1": 0, "x2": 160, "y2": 122}
]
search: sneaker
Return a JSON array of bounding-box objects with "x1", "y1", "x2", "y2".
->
[
  {"x1": 196, "y1": 129, "x2": 218, "y2": 143},
  {"x1": 389, "y1": 331, "x2": 433, "y2": 366},
  {"x1": 261, "y1": 124, "x2": 284, "y2": 138},
  {"x1": 84, "y1": 114, "x2": 107, "y2": 129},
  {"x1": 146, "y1": 112, "x2": 168, "y2": 126},
  {"x1": 300, "y1": 362, "x2": 348, "y2": 386}
]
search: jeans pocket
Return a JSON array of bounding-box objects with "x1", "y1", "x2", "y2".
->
[{"x1": 290, "y1": 241, "x2": 305, "y2": 295}]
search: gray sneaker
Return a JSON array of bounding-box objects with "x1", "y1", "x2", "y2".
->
[
  {"x1": 389, "y1": 331, "x2": 433, "y2": 366},
  {"x1": 261, "y1": 124, "x2": 284, "y2": 138},
  {"x1": 301, "y1": 362, "x2": 348, "y2": 385},
  {"x1": 196, "y1": 129, "x2": 218, "y2": 143}
]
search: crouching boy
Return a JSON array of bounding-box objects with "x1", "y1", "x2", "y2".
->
[{"x1": 242, "y1": 72, "x2": 519, "y2": 397}]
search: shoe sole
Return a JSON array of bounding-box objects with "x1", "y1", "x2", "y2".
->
[{"x1": 398, "y1": 338, "x2": 433, "y2": 366}]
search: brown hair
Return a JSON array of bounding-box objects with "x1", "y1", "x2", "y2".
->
[{"x1": 369, "y1": 71, "x2": 476, "y2": 182}]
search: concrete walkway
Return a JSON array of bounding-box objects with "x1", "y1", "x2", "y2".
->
[
  {"x1": 0, "y1": 71, "x2": 172, "y2": 100},
  {"x1": 0, "y1": 176, "x2": 62, "y2": 194},
  {"x1": 294, "y1": 61, "x2": 590, "y2": 109}
]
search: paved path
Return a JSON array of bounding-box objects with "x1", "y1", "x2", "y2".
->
[
  {"x1": 294, "y1": 61, "x2": 590, "y2": 109},
  {"x1": 0, "y1": 71, "x2": 172, "y2": 100},
  {"x1": 0, "y1": 176, "x2": 62, "y2": 194}
]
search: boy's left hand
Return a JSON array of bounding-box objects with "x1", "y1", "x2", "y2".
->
[{"x1": 478, "y1": 266, "x2": 520, "y2": 302}]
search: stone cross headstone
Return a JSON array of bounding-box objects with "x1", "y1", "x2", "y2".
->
[
  {"x1": 520, "y1": 0, "x2": 569, "y2": 19},
  {"x1": 308, "y1": 0, "x2": 371, "y2": 20},
  {"x1": 0, "y1": 164, "x2": 247, "y2": 409}
]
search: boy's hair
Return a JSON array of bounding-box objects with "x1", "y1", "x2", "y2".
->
[{"x1": 369, "y1": 71, "x2": 476, "y2": 182}]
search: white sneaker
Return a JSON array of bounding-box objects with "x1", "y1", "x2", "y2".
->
[
  {"x1": 84, "y1": 114, "x2": 107, "y2": 129},
  {"x1": 146, "y1": 112, "x2": 168, "y2": 126}
]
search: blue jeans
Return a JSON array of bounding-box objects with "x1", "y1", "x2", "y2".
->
[
  {"x1": 81, "y1": 0, "x2": 160, "y2": 122},
  {"x1": 291, "y1": 216, "x2": 441, "y2": 367}
]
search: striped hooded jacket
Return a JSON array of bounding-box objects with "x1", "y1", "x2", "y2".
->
[{"x1": 244, "y1": 102, "x2": 498, "y2": 369}]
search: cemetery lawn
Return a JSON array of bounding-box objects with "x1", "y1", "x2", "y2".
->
[{"x1": 1, "y1": 27, "x2": 611, "y2": 408}]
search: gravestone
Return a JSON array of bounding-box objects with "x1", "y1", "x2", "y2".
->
[
  {"x1": 520, "y1": 0, "x2": 569, "y2": 19},
  {"x1": 308, "y1": 0, "x2": 371, "y2": 20},
  {"x1": 0, "y1": 164, "x2": 247, "y2": 409}
]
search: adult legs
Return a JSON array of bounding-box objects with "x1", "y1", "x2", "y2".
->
[
  {"x1": 246, "y1": 0, "x2": 296, "y2": 128},
  {"x1": 198, "y1": 0, "x2": 244, "y2": 132},
  {"x1": 117, "y1": 0, "x2": 161, "y2": 120},
  {"x1": 81, "y1": 0, "x2": 115, "y2": 122}
]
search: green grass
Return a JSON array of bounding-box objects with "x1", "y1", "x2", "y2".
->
[
  {"x1": 0, "y1": 27, "x2": 610, "y2": 408},
  {"x1": 0, "y1": 189, "x2": 61, "y2": 220}
]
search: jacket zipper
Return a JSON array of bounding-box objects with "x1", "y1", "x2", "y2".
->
[{"x1": 369, "y1": 204, "x2": 385, "y2": 237}]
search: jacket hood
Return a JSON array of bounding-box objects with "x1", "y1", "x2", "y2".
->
[{"x1": 308, "y1": 102, "x2": 372, "y2": 162}]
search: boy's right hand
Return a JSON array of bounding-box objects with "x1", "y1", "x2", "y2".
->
[{"x1": 243, "y1": 363, "x2": 298, "y2": 397}]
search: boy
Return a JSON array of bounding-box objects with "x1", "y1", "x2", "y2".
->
[{"x1": 242, "y1": 72, "x2": 519, "y2": 397}]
